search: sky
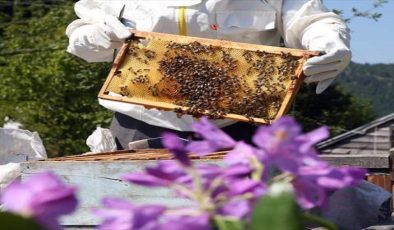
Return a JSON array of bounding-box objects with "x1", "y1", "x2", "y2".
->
[{"x1": 324, "y1": 0, "x2": 394, "y2": 64}]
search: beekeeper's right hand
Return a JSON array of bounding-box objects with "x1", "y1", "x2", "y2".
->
[
  {"x1": 89, "y1": 15, "x2": 131, "y2": 49},
  {"x1": 66, "y1": 15, "x2": 131, "y2": 62}
]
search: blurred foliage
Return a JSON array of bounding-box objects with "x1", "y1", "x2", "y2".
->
[
  {"x1": 0, "y1": 0, "x2": 112, "y2": 157},
  {"x1": 0, "y1": 212, "x2": 44, "y2": 230},
  {"x1": 337, "y1": 62, "x2": 394, "y2": 117},
  {"x1": 0, "y1": 1, "x2": 378, "y2": 156},
  {"x1": 332, "y1": 0, "x2": 388, "y2": 23},
  {"x1": 291, "y1": 83, "x2": 375, "y2": 136}
]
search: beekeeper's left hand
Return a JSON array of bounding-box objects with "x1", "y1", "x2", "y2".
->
[
  {"x1": 303, "y1": 48, "x2": 351, "y2": 94},
  {"x1": 302, "y1": 22, "x2": 352, "y2": 94}
]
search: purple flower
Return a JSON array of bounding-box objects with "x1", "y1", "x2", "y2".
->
[
  {"x1": 226, "y1": 179, "x2": 266, "y2": 197},
  {"x1": 177, "y1": 164, "x2": 223, "y2": 192},
  {"x1": 252, "y1": 116, "x2": 329, "y2": 173},
  {"x1": 187, "y1": 117, "x2": 236, "y2": 156},
  {"x1": 223, "y1": 164, "x2": 253, "y2": 178},
  {"x1": 94, "y1": 198, "x2": 165, "y2": 230},
  {"x1": 293, "y1": 177, "x2": 327, "y2": 209},
  {"x1": 160, "y1": 213, "x2": 211, "y2": 230},
  {"x1": 1, "y1": 172, "x2": 77, "y2": 230},
  {"x1": 122, "y1": 173, "x2": 171, "y2": 187},
  {"x1": 162, "y1": 132, "x2": 191, "y2": 166},
  {"x1": 224, "y1": 141, "x2": 263, "y2": 166},
  {"x1": 214, "y1": 179, "x2": 266, "y2": 219},
  {"x1": 252, "y1": 116, "x2": 301, "y2": 153},
  {"x1": 122, "y1": 160, "x2": 186, "y2": 187},
  {"x1": 217, "y1": 200, "x2": 251, "y2": 219},
  {"x1": 293, "y1": 165, "x2": 366, "y2": 209},
  {"x1": 298, "y1": 165, "x2": 366, "y2": 190},
  {"x1": 296, "y1": 126, "x2": 330, "y2": 154}
]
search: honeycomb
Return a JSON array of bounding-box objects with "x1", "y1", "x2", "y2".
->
[{"x1": 100, "y1": 31, "x2": 316, "y2": 124}]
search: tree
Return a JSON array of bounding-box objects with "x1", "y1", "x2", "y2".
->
[
  {"x1": 0, "y1": 1, "x2": 113, "y2": 156},
  {"x1": 337, "y1": 62, "x2": 394, "y2": 117},
  {"x1": 291, "y1": 84, "x2": 375, "y2": 136},
  {"x1": 0, "y1": 1, "x2": 378, "y2": 156},
  {"x1": 331, "y1": 0, "x2": 388, "y2": 23}
]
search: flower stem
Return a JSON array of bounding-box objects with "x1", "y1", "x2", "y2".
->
[
  {"x1": 187, "y1": 167, "x2": 215, "y2": 213},
  {"x1": 250, "y1": 156, "x2": 263, "y2": 181},
  {"x1": 302, "y1": 213, "x2": 338, "y2": 230}
]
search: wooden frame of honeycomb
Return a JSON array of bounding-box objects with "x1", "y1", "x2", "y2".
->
[{"x1": 98, "y1": 30, "x2": 319, "y2": 124}]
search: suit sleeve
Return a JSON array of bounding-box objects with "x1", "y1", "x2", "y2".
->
[
  {"x1": 65, "y1": 0, "x2": 124, "y2": 62},
  {"x1": 281, "y1": 0, "x2": 350, "y2": 52}
]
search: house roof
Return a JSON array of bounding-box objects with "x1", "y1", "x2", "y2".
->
[{"x1": 317, "y1": 113, "x2": 394, "y2": 149}]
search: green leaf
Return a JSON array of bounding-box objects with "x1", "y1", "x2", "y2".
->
[
  {"x1": 0, "y1": 212, "x2": 46, "y2": 230},
  {"x1": 302, "y1": 213, "x2": 338, "y2": 230},
  {"x1": 251, "y1": 192, "x2": 303, "y2": 230},
  {"x1": 214, "y1": 216, "x2": 245, "y2": 230}
]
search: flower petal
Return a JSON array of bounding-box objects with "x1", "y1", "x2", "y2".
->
[
  {"x1": 1, "y1": 182, "x2": 35, "y2": 214},
  {"x1": 162, "y1": 132, "x2": 191, "y2": 166},
  {"x1": 186, "y1": 140, "x2": 216, "y2": 156},
  {"x1": 1, "y1": 172, "x2": 77, "y2": 230},
  {"x1": 192, "y1": 117, "x2": 236, "y2": 149},
  {"x1": 94, "y1": 198, "x2": 165, "y2": 230},
  {"x1": 293, "y1": 178, "x2": 326, "y2": 209},
  {"x1": 297, "y1": 126, "x2": 329, "y2": 153},
  {"x1": 223, "y1": 164, "x2": 253, "y2": 178},
  {"x1": 227, "y1": 179, "x2": 266, "y2": 197},
  {"x1": 253, "y1": 116, "x2": 301, "y2": 150},
  {"x1": 218, "y1": 200, "x2": 251, "y2": 219},
  {"x1": 122, "y1": 173, "x2": 171, "y2": 187},
  {"x1": 161, "y1": 213, "x2": 211, "y2": 230},
  {"x1": 224, "y1": 141, "x2": 257, "y2": 165}
]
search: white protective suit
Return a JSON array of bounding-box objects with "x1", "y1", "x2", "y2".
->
[{"x1": 66, "y1": 0, "x2": 351, "y2": 131}]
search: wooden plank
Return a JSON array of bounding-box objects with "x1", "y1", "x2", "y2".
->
[
  {"x1": 319, "y1": 154, "x2": 390, "y2": 168},
  {"x1": 366, "y1": 174, "x2": 392, "y2": 193},
  {"x1": 98, "y1": 94, "x2": 273, "y2": 124},
  {"x1": 351, "y1": 133, "x2": 390, "y2": 140},
  {"x1": 321, "y1": 148, "x2": 389, "y2": 155},
  {"x1": 323, "y1": 142, "x2": 391, "y2": 150},
  {"x1": 339, "y1": 137, "x2": 390, "y2": 143},
  {"x1": 98, "y1": 41, "x2": 129, "y2": 97},
  {"x1": 129, "y1": 30, "x2": 319, "y2": 57},
  {"x1": 274, "y1": 56, "x2": 307, "y2": 119},
  {"x1": 47, "y1": 149, "x2": 227, "y2": 162},
  {"x1": 384, "y1": 175, "x2": 392, "y2": 192}
]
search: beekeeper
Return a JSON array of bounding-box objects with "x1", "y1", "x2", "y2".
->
[{"x1": 66, "y1": 0, "x2": 351, "y2": 149}]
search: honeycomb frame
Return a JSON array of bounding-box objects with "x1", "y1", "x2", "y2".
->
[{"x1": 98, "y1": 30, "x2": 319, "y2": 124}]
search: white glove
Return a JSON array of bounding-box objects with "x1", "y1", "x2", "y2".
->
[
  {"x1": 301, "y1": 17, "x2": 352, "y2": 94},
  {"x1": 87, "y1": 15, "x2": 131, "y2": 49},
  {"x1": 86, "y1": 127, "x2": 117, "y2": 153},
  {"x1": 67, "y1": 14, "x2": 132, "y2": 62},
  {"x1": 303, "y1": 48, "x2": 351, "y2": 94}
]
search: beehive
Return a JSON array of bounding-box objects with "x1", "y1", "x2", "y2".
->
[
  {"x1": 22, "y1": 150, "x2": 390, "y2": 227},
  {"x1": 99, "y1": 30, "x2": 319, "y2": 124}
]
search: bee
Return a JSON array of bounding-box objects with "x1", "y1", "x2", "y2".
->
[{"x1": 119, "y1": 84, "x2": 130, "y2": 96}]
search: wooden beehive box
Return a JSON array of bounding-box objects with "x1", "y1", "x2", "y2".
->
[
  {"x1": 20, "y1": 150, "x2": 392, "y2": 228},
  {"x1": 21, "y1": 150, "x2": 224, "y2": 227},
  {"x1": 99, "y1": 30, "x2": 319, "y2": 124}
]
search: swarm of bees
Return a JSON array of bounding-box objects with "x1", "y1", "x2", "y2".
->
[{"x1": 114, "y1": 40, "x2": 301, "y2": 121}]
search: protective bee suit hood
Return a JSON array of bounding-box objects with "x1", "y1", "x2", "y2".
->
[{"x1": 66, "y1": 0, "x2": 350, "y2": 131}]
